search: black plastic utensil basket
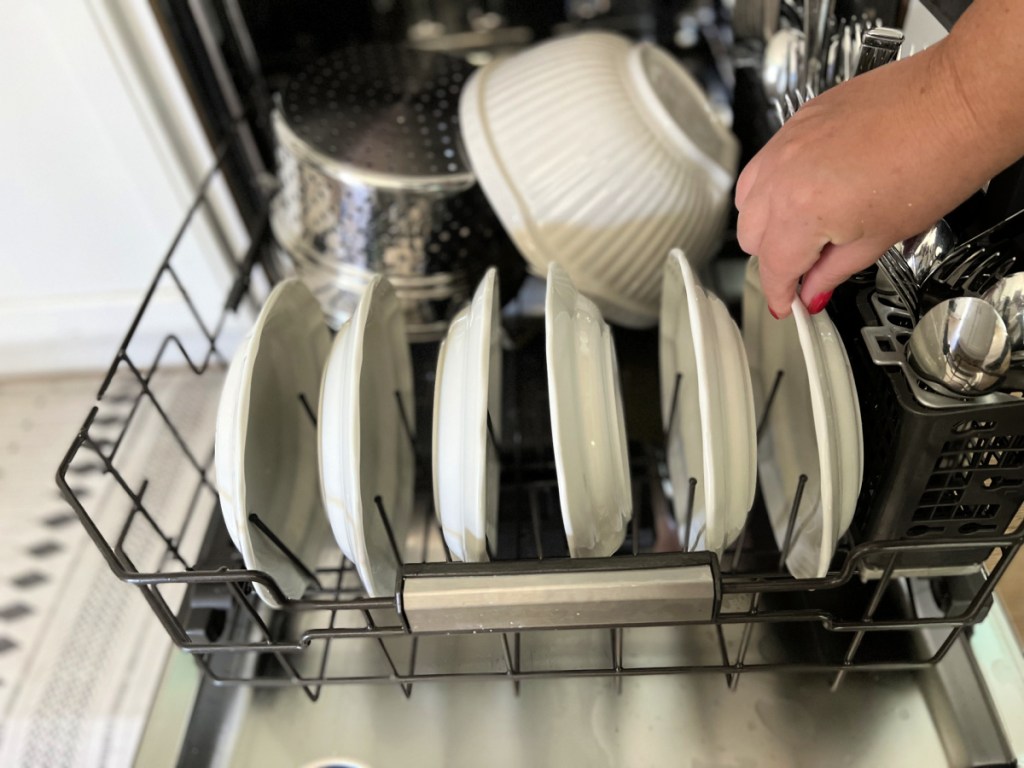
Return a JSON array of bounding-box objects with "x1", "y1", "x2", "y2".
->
[{"x1": 831, "y1": 282, "x2": 1024, "y2": 570}]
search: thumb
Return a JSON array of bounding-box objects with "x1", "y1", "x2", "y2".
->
[{"x1": 798, "y1": 240, "x2": 885, "y2": 312}]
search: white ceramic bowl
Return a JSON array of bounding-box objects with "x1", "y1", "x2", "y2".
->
[{"x1": 460, "y1": 31, "x2": 739, "y2": 328}]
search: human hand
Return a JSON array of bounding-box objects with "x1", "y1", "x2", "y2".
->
[{"x1": 734, "y1": 41, "x2": 997, "y2": 318}]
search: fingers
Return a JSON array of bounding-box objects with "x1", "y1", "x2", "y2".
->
[
  {"x1": 754, "y1": 213, "x2": 827, "y2": 319},
  {"x1": 736, "y1": 193, "x2": 769, "y2": 257},
  {"x1": 798, "y1": 239, "x2": 885, "y2": 310},
  {"x1": 758, "y1": 259, "x2": 801, "y2": 320},
  {"x1": 734, "y1": 154, "x2": 760, "y2": 210}
]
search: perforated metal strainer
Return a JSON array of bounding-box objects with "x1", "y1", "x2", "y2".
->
[{"x1": 270, "y1": 44, "x2": 505, "y2": 340}]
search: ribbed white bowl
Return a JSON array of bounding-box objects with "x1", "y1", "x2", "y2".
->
[{"x1": 460, "y1": 32, "x2": 739, "y2": 327}]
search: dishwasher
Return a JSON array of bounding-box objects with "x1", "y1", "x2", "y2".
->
[{"x1": 56, "y1": 1, "x2": 1024, "y2": 766}]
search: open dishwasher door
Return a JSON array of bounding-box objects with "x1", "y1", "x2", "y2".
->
[
  {"x1": 137, "y1": 589, "x2": 1024, "y2": 767},
  {"x1": 39, "y1": 1, "x2": 1023, "y2": 765}
]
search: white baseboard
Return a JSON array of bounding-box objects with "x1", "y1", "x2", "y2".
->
[{"x1": 0, "y1": 288, "x2": 252, "y2": 377}]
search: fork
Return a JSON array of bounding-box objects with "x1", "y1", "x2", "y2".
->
[{"x1": 878, "y1": 246, "x2": 919, "y2": 318}]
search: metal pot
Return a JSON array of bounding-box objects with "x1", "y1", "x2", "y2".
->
[{"x1": 269, "y1": 44, "x2": 512, "y2": 340}]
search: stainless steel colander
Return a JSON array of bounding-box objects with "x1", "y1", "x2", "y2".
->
[{"x1": 270, "y1": 44, "x2": 508, "y2": 340}]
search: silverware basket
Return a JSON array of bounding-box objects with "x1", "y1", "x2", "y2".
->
[{"x1": 831, "y1": 282, "x2": 1024, "y2": 571}]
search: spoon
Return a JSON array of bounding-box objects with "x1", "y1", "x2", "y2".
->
[
  {"x1": 854, "y1": 27, "x2": 903, "y2": 75},
  {"x1": 907, "y1": 296, "x2": 1011, "y2": 395},
  {"x1": 897, "y1": 219, "x2": 955, "y2": 282},
  {"x1": 983, "y1": 272, "x2": 1024, "y2": 360},
  {"x1": 920, "y1": 206, "x2": 1024, "y2": 310},
  {"x1": 802, "y1": 0, "x2": 836, "y2": 91},
  {"x1": 874, "y1": 219, "x2": 953, "y2": 318},
  {"x1": 763, "y1": 28, "x2": 805, "y2": 101}
]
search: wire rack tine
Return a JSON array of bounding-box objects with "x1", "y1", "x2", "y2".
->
[
  {"x1": 528, "y1": 487, "x2": 544, "y2": 560},
  {"x1": 249, "y1": 513, "x2": 322, "y2": 591},
  {"x1": 681, "y1": 478, "x2": 697, "y2": 553},
  {"x1": 732, "y1": 475, "x2": 809, "y2": 691},
  {"x1": 487, "y1": 411, "x2": 502, "y2": 455},
  {"x1": 363, "y1": 609, "x2": 412, "y2": 698},
  {"x1": 298, "y1": 392, "x2": 317, "y2": 427},
  {"x1": 730, "y1": 369, "x2": 784, "y2": 573},
  {"x1": 756, "y1": 370, "x2": 784, "y2": 441},
  {"x1": 611, "y1": 627, "x2": 624, "y2": 695},
  {"x1": 500, "y1": 633, "x2": 520, "y2": 696},
  {"x1": 830, "y1": 552, "x2": 899, "y2": 690},
  {"x1": 714, "y1": 624, "x2": 734, "y2": 688},
  {"x1": 777, "y1": 475, "x2": 809, "y2": 572},
  {"x1": 373, "y1": 496, "x2": 404, "y2": 568}
]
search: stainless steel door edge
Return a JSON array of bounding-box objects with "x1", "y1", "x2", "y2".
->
[
  {"x1": 911, "y1": 578, "x2": 1018, "y2": 766},
  {"x1": 969, "y1": 598, "x2": 1024, "y2": 762},
  {"x1": 138, "y1": 592, "x2": 1024, "y2": 768}
]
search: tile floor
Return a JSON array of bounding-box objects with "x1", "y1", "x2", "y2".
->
[
  {"x1": 1001, "y1": 553, "x2": 1024, "y2": 639},
  {"x1": 0, "y1": 371, "x2": 220, "y2": 767}
]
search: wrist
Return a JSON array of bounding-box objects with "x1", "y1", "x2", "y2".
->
[{"x1": 937, "y1": 2, "x2": 1024, "y2": 172}]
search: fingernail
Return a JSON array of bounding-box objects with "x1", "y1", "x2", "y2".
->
[
  {"x1": 768, "y1": 306, "x2": 780, "y2": 320},
  {"x1": 807, "y1": 291, "x2": 833, "y2": 315}
]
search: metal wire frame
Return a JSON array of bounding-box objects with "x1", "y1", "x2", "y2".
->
[{"x1": 55, "y1": 143, "x2": 1024, "y2": 701}]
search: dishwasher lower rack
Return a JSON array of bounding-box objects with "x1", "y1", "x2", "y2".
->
[{"x1": 56, "y1": 158, "x2": 1024, "y2": 703}]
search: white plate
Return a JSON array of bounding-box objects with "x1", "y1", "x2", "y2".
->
[
  {"x1": 319, "y1": 275, "x2": 416, "y2": 597},
  {"x1": 660, "y1": 249, "x2": 756, "y2": 553},
  {"x1": 215, "y1": 279, "x2": 332, "y2": 608},
  {"x1": 545, "y1": 263, "x2": 631, "y2": 557},
  {"x1": 742, "y1": 259, "x2": 863, "y2": 578},
  {"x1": 432, "y1": 268, "x2": 502, "y2": 562}
]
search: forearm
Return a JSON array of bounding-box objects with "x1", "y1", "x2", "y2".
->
[
  {"x1": 734, "y1": 0, "x2": 1024, "y2": 316},
  {"x1": 940, "y1": 0, "x2": 1024, "y2": 180}
]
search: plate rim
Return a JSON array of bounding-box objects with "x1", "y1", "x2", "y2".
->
[
  {"x1": 545, "y1": 263, "x2": 631, "y2": 557},
  {"x1": 432, "y1": 268, "x2": 500, "y2": 562}
]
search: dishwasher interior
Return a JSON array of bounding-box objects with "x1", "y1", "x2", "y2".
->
[{"x1": 57, "y1": 1, "x2": 1024, "y2": 765}]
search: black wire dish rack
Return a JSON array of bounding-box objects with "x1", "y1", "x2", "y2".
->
[{"x1": 57, "y1": 148, "x2": 1024, "y2": 704}]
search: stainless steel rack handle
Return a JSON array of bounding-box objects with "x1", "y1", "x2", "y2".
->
[{"x1": 399, "y1": 553, "x2": 719, "y2": 633}]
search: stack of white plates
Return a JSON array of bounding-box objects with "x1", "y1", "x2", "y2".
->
[
  {"x1": 742, "y1": 257, "x2": 863, "y2": 579},
  {"x1": 214, "y1": 254, "x2": 866, "y2": 607},
  {"x1": 214, "y1": 279, "x2": 332, "y2": 608},
  {"x1": 545, "y1": 263, "x2": 633, "y2": 557},
  {"x1": 318, "y1": 276, "x2": 417, "y2": 597},
  {"x1": 659, "y1": 250, "x2": 757, "y2": 554},
  {"x1": 215, "y1": 266, "x2": 636, "y2": 606},
  {"x1": 432, "y1": 268, "x2": 503, "y2": 562},
  {"x1": 434, "y1": 263, "x2": 633, "y2": 561},
  {"x1": 216, "y1": 276, "x2": 417, "y2": 603}
]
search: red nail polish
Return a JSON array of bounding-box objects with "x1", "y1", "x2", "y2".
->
[
  {"x1": 768, "y1": 306, "x2": 780, "y2": 320},
  {"x1": 808, "y1": 291, "x2": 833, "y2": 315}
]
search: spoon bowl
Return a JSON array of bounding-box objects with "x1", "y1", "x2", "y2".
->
[
  {"x1": 899, "y1": 219, "x2": 954, "y2": 283},
  {"x1": 907, "y1": 296, "x2": 1010, "y2": 396},
  {"x1": 983, "y1": 272, "x2": 1024, "y2": 359}
]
